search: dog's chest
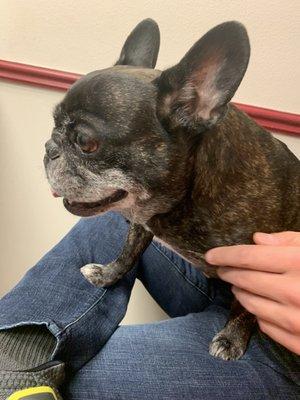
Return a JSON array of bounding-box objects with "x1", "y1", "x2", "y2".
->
[
  {"x1": 144, "y1": 217, "x2": 219, "y2": 278},
  {"x1": 152, "y1": 236, "x2": 217, "y2": 278}
]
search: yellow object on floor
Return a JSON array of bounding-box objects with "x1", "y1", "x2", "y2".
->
[{"x1": 7, "y1": 386, "x2": 57, "y2": 399}]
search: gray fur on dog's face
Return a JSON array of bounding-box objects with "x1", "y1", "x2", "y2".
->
[
  {"x1": 45, "y1": 66, "x2": 164, "y2": 216},
  {"x1": 44, "y1": 65, "x2": 193, "y2": 220}
]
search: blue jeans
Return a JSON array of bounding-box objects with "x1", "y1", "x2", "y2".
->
[{"x1": 0, "y1": 212, "x2": 299, "y2": 399}]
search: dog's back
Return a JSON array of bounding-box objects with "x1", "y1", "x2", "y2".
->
[{"x1": 219, "y1": 105, "x2": 300, "y2": 232}]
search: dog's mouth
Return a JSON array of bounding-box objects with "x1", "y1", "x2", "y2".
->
[{"x1": 63, "y1": 189, "x2": 128, "y2": 217}]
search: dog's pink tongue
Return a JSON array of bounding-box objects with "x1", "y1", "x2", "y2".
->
[{"x1": 51, "y1": 190, "x2": 61, "y2": 198}]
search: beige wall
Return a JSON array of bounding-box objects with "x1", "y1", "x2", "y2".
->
[
  {"x1": 0, "y1": 1, "x2": 299, "y2": 324},
  {"x1": 1, "y1": 0, "x2": 299, "y2": 112}
]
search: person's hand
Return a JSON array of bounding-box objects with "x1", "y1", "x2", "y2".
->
[{"x1": 205, "y1": 232, "x2": 300, "y2": 355}]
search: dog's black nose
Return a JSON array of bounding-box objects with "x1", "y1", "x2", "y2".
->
[{"x1": 45, "y1": 140, "x2": 60, "y2": 160}]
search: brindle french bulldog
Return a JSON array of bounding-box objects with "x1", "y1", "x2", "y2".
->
[{"x1": 44, "y1": 19, "x2": 300, "y2": 360}]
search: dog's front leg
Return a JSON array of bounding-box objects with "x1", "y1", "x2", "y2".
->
[
  {"x1": 209, "y1": 300, "x2": 257, "y2": 360},
  {"x1": 81, "y1": 223, "x2": 153, "y2": 287}
]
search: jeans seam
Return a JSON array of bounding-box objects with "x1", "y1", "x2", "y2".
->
[
  {"x1": 57, "y1": 289, "x2": 108, "y2": 336},
  {"x1": 151, "y1": 242, "x2": 213, "y2": 302}
]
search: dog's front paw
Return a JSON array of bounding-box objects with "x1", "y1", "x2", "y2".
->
[
  {"x1": 209, "y1": 331, "x2": 246, "y2": 361},
  {"x1": 80, "y1": 263, "x2": 118, "y2": 287}
]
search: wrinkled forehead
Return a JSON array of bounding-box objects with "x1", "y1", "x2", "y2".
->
[{"x1": 60, "y1": 66, "x2": 161, "y2": 121}]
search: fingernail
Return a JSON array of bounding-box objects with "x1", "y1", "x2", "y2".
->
[{"x1": 205, "y1": 250, "x2": 215, "y2": 264}]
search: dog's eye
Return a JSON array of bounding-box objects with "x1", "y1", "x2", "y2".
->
[{"x1": 76, "y1": 133, "x2": 99, "y2": 154}]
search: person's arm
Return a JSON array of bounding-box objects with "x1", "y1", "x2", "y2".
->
[{"x1": 205, "y1": 231, "x2": 300, "y2": 355}]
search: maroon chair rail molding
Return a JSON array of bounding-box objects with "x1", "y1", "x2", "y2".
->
[
  {"x1": 0, "y1": 59, "x2": 299, "y2": 136},
  {"x1": 0, "y1": 59, "x2": 81, "y2": 91}
]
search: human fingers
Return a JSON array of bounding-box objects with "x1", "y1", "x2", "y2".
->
[
  {"x1": 218, "y1": 268, "x2": 285, "y2": 302},
  {"x1": 205, "y1": 245, "x2": 300, "y2": 273},
  {"x1": 232, "y1": 286, "x2": 300, "y2": 334},
  {"x1": 254, "y1": 231, "x2": 300, "y2": 246},
  {"x1": 258, "y1": 318, "x2": 300, "y2": 355}
]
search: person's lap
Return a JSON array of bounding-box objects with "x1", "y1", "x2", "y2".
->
[
  {"x1": 63, "y1": 214, "x2": 299, "y2": 399},
  {"x1": 0, "y1": 212, "x2": 299, "y2": 399},
  {"x1": 65, "y1": 311, "x2": 299, "y2": 399}
]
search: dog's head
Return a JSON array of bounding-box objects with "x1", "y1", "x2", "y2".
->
[{"x1": 44, "y1": 19, "x2": 250, "y2": 218}]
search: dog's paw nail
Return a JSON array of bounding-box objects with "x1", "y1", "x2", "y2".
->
[
  {"x1": 80, "y1": 263, "x2": 116, "y2": 287},
  {"x1": 209, "y1": 333, "x2": 245, "y2": 361},
  {"x1": 80, "y1": 264, "x2": 105, "y2": 287}
]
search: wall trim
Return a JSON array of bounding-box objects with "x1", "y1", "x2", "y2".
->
[
  {"x1": 0, "y1": 59, "x2": 299, "y2": 136},
  {"x1": 0, "y1": 59, "x2": 80, "y2": 91}
]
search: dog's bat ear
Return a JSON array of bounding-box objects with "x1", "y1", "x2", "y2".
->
[
  {"x1": 115, "y1": 18, "x2": 160, "y2": 68},
  {"x1": 154, "y1": 21, "x2": 250, "y2": 132}
]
